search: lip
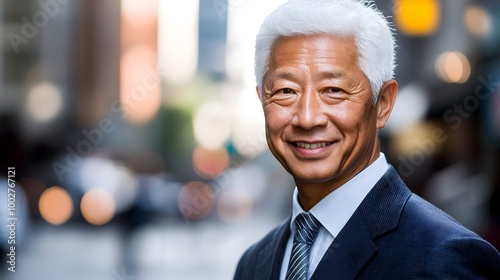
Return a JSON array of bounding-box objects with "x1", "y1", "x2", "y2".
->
[{"x1": 288, "y1": 141, "x2": 336, "y2": 158}]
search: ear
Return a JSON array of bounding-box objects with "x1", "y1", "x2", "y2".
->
[
  {"x1": 256, "y1": 86, "x2": 263, "y2": 102},
  {"x1": 376, "y1": 79, "x2": 398, "y2": 129}
]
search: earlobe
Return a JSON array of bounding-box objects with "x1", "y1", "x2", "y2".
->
[{"x1": 376, "y1": 80, "x2": 398, "y2": 129}]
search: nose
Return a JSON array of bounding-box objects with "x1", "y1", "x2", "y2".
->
[{"x1": 291, "y1": 90, "x2": 328, "y2": 130}]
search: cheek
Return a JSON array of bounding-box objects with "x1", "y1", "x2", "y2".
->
[
  {"x1": 329, "y1": 104, "x2": 360, "y2": 128},
  {"x1": 264, "y1": 106, "x2": 291, "y2": 132},
  {"x1": 329, "y1": 103, "x2": 375, "y2": 135}
]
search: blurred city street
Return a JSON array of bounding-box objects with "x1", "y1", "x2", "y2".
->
[{"x1": 1, "y1": 218, "x2": 278, "y2": 280}]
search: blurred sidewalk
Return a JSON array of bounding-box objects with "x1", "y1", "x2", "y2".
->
[{"x1": 1, "y1": 218, "x2": 277, "y2": 280}]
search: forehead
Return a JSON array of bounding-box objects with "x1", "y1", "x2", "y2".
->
[{"x1": 267, "y1": 34, "x2": 359, "y2": 73}]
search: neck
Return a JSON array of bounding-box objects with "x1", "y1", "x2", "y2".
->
[{"x1": 296, "y1": 145, "x2": 381, "y2": 211}]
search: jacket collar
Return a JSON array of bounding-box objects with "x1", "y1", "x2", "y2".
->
[
  {"x1": 254, "y1": 217, "x2": 291, "y2": 280},
  {"x1": 311, "y1": 166, "x2": 411, "y2": 279}
]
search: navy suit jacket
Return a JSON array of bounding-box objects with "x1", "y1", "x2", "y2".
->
[{"x1": 234, "y1": 166, "x2": 500, "y2": 279}]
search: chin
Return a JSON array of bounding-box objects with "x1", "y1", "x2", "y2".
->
[{"x1": 289, "y1": 170, "x2": 339, "y2": 184}]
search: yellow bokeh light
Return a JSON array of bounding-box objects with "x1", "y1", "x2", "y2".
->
[
  {"x1": 435, "y1": 51, "x2": 471, "y2": 84},
  {"x1": 80, "y1": 189, "x2": 116, "y2": 226},
  {"x1": 39, "y1": 186, "x2": 73, "y2": 225},
  {"x1": 393, "y1": 122, "x2": 444, "y2": 157},
  {"x1": 394, "y1": 0, "x2": 440, "y2": 36}
]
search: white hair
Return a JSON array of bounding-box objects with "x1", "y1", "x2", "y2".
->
[{"x1": 255, "y1": 0, "x2": 396, "y2": 103}]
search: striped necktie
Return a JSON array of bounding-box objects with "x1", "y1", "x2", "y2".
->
[{"x1": 285, "y1": 212, "x2": 321, "y2": 280}]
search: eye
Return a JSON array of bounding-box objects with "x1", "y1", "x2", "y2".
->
[
  {"x1": 324, "y1": 87, "x2": 342, "y2": 93},
  {"x1": 276, "y1": 88, "x2": 295, "y2": 94}
]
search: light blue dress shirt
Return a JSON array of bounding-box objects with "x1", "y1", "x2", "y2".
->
[{"x1": 280, "y1": 153, "x2": 390, "y2": 280}]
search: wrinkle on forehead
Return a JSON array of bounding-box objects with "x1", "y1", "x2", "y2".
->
[
  {"x1": 262, "y1": 34, "x2": 373, "y2": 106},
  {"x1": 265, "y1": 35, "x2": 360, "y2": 81}
]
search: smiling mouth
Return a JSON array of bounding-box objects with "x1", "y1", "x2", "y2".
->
[{"x1": 294, "y1": 142, "x2": 332, "y2": 149}]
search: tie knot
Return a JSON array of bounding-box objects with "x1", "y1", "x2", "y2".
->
[{"x1": 293, "y1": 212, "x2": 321, "y2": 245}]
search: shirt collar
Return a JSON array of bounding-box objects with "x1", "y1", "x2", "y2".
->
[{"x1": 290, "y1": 153, "x2": 389, "y2": 237}]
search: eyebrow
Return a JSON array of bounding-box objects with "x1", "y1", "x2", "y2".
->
[{"x1": 318, "y1": 71, "x2": 346, "y2": 80}]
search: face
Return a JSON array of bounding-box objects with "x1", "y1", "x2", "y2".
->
[{"x1": 259, "y1": 35, "x2": 396, "y2": 191}]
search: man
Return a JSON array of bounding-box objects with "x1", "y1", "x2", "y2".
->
[{"x1": 234, "y1": 0, "x2": 500, "y2": 279}]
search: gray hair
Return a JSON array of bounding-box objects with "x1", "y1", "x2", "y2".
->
[{"x1": 255, "y1": 0, "x2": 396, "y2": 103}]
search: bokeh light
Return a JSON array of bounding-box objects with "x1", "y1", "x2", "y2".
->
[
  {"x1": 223, "y1": 164, "x2": 267, "y2": 201},
  {"x1": 178, "y1": 181, "x2": 215, "y2": 220},
  {"x1": 216, "y1": 188, "x2": 253, "y2": 224},
  {"x1": 158, "y1": 0, "x2": 199, "y2": 85},
  {"x1": 120, "y1": 45, "x2": 161, "y2": 124},
  {"x1": 392, "y1": 121, "x2": 445, "y2": 157},
  {"x1": 26, "y1": 82, "x2": 63, "y2": 123},
  {"x1": 121, "y1": 0, "x2": 157, "y2": 27},
  {"x1": 435, "y1": 51, "x2": 471, "y2": 84},
  {"x1": 193, "y1": 101, "x2": 233, "y2": 149},
  {"x1": 80, "y1": 156, "x2": 117, "y2": 191},
  {"x1": 226, "y1": 0, "x2": 288, "y2": 85},
  {"x1": 464, "y1": 5, "x2": 492, "y2": 38},
  {"x1": 80, "y1": 156, "x2": 138, "y2": 213},
  {"x1": 386, "y1": 83, "x2": 429, "y2": 134},
  {"x1": 38, "y1": 186, "x2": 74, "y2": 225},
  {"x1": 192, "y1": 146, "x2": 230, "y2": 179},
  {"x1": 81, "y1": 189, "x2": 116, "y2": 226},
  {"x1": 232, "y1": 89, "x2": 267, "y2": 158},
  {"x1": 394, "y1": 0, "x2": 440, "y2": 36}
]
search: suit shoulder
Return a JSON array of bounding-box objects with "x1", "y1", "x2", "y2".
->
[
  {"x1": 381, "y1": 193, "x2": 500, "y2": 277},
  {"x1": 402, "y1": 193, "x2": 479, "y2": 238},
  {"x1": 420, "y1": 234, "x2": 500, "y2": 278}
]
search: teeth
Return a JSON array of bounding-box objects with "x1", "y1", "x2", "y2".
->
[{"x1": 296, "y1": 142, "x2": 329, "y2": 149}]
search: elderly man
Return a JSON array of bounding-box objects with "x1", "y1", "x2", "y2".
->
[{"x1": 234, "y1": 0, "x2": 500, "y2": 279}]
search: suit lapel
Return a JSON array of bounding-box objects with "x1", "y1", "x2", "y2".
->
[
  {"x1": 311, "y1": 166, "x2": 411, "y2": 279},
  {"x1": 255, "y1": 217, "x2": 291, "y2": 280},
  {"x1": 312, "y1": 213, "x2": 377, "y2": 279}
]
